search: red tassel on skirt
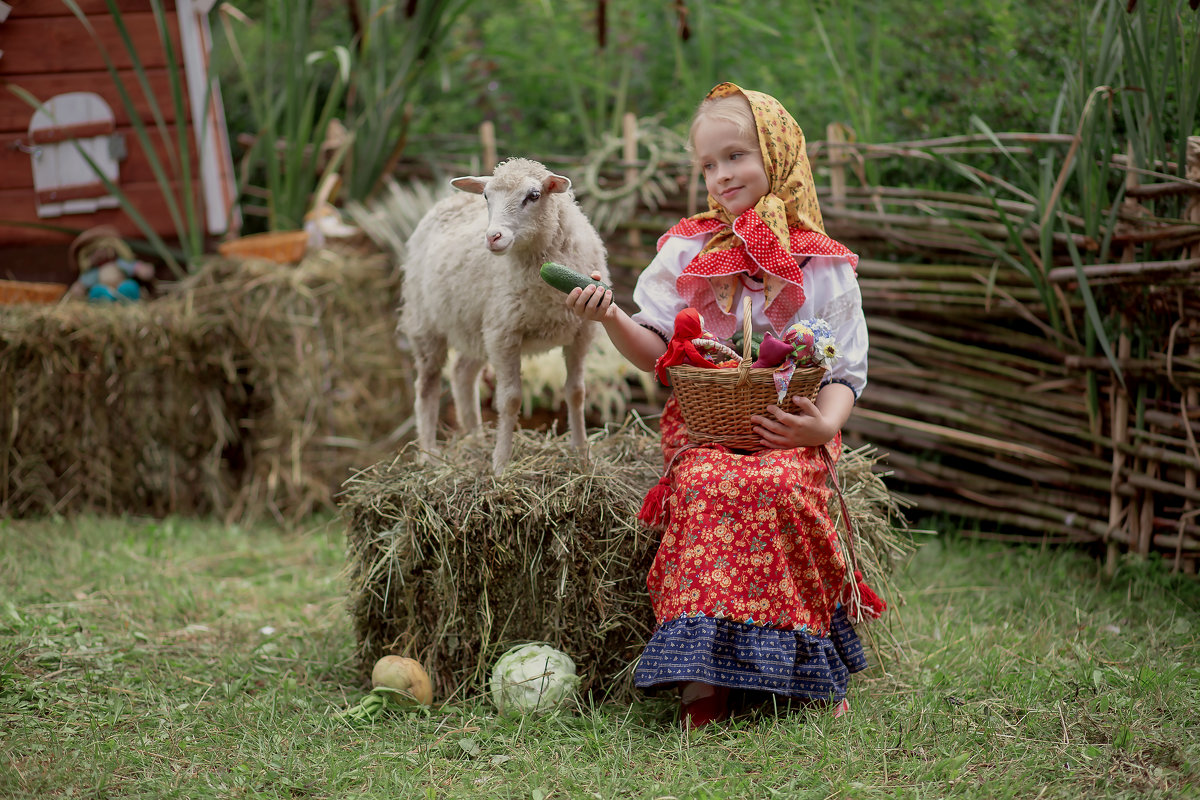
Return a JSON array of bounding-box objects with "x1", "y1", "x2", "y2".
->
[
  {"x1": 844, "y1": 570, "x2": 887, "y2": 622},
  {"x1": 637, "y1": 477, "x2": 672, "y2": 529}
]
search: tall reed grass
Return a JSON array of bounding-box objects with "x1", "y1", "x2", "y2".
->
[
  {"x1": 928, "y1": 1, "x2": 1200, "y2": 424},
  {"x1": 219, "y1": 1, "x2": 351, "y2": 233},
  {"x1": 340, "y1": 0, "x2": 474, "y2": 201}
]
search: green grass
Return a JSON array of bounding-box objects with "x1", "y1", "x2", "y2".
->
[{"x1": 1, "y1": 516, "x2": 1197, "y2": 799}]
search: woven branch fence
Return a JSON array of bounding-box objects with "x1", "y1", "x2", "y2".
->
[{"x1": 815, "y1": 133, "x2": 1199, "y2": 573}]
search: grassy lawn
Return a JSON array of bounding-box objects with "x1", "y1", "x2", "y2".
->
[{"x1": 1, "y1": 515, "x2": 1197, "y2": 799}]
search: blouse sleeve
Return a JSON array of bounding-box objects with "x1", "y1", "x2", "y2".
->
[
  {"x1": 805, "y1": 260, "x2": 868, "y2": 399},
  {"x1": 629, "y1": 235, "x2": 701, "y2": 340}
]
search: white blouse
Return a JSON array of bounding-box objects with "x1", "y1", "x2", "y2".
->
[{"x1": 630, "y1": 234, "x2": 869, "y2": 398}]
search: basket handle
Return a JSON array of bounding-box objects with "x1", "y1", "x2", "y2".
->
[
  {"x1": 738, "y1": 295, "x2": 753, "y2": 361},
  {"x1": 736, "y1": 295, "x2": 753, "y2": 387}
]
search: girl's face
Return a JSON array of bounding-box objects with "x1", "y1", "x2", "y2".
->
[{"x1": 693, "y1": 118, "x2": 769, "y2": 218}]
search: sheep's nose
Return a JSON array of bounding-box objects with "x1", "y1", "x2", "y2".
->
[{"x1": 487, "y1": 231, "x2": 503, "y2": 246}]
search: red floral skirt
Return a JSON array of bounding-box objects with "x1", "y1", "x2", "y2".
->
[{"x1": 634, "y1": 395, "x2": 868, "y2": 699}]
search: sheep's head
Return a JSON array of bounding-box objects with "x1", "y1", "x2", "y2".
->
[{"x1": 451, "y1": 158, "x2": 571, "y2": 254}]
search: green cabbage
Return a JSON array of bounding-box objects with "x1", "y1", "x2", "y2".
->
[{"x1": 489, "y1": 643, "x2": 580, "y2": 715}]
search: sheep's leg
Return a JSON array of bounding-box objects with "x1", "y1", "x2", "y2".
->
[
  {"x1": 488, "y1": 344, "x2": 523, "y2": 473},
  {"x1": 562, "y1": 333, "x2": 591, "y2": 458},
  {"x1": 449, "y1": 354, "x2": 485, "y2": 432},
  {"x1": 410, "y1": 333, "x2": 448, "y2": 458}
]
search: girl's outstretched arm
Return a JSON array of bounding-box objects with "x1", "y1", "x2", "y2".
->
[{"x1": 565, "y1": 276, "x2": 667, "y2": 373}]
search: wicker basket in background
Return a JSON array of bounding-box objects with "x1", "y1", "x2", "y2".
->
[
  {"x1": 217, "y1": 230, "x2": 309, "y2": 264},
  {"x1": 0, "y1": 279, "x2": 69, "y2": 306},
  {"x1": 668, "y1": 296, "x2": 826, "y2": 450}
]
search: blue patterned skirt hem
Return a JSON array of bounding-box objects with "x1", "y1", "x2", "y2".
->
[{"x1": 633, "y1": 606, "x2": 869, "y2": 701}]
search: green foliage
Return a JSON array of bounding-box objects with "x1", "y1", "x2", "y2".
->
[
  {"x1": 1109, "y1": 0, "x2": 1200, "y2": 213},
  {"x1": 938, "y1": 1, "x2": 1200, "y2": 414},
  {"x1": 210, "y1": 0, "x2": 1088, "y2": 236},
  {"x1": 213, "y1": 0, "x2": 469, "y2": 228},
  {"x1": 406, "y1": 0, "x2": 1078, "y2": 159},
  {"x1": 340, "y1": 0, "x2": 475, "y2": 201},
  {"x1": 219, "y1": 1, "x2": 351, "y2": 232}
]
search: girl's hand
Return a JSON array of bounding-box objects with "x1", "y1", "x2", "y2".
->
[
  {"x1": 565, "y1": 271, "x2": 615, "y2": 321},
  {"x1": 750, "y1": 396, "x2": 838, "y2": 449}
]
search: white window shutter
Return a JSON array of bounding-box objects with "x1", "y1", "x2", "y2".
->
[{"x1": 29, "y1": 92, "x2": 120, "y2": 218}]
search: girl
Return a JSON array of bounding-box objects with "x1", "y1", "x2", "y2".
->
[{"x1": 567, "y1": 82, "x2": 874, "y2": 729}]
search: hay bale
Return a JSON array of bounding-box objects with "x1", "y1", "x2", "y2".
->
[
  {"x1": 829, "y1": 443, "x2": 920, "y2": 662},
  {"x1": 0, "y1": 299, "x2": 237, "y2": 517},
  {"x1": 340, "y1": 423, "x2": 917, "y2": 704},
  {"x1": 177, "y1": 248, "x2": 412, "y2": 523},
  {"x1": 341, "y1": 422, "x2": 664, "y2": 702}
]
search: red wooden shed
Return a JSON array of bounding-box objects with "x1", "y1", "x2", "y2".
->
[{"x1": 0, "y1": 0, "x2": 238, "y2": 281}]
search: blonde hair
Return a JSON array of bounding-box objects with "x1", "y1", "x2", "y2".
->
[{"x1": 687, "y1": 93, "x2": 757, "y2": 154}]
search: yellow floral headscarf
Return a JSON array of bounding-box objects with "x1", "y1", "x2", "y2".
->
[
  {"x1": 661, "y1": 82, "x2": 854, "y2": 338},
  {"x1": 693, "y1": 82, "x2": 825, "y2": 247}
]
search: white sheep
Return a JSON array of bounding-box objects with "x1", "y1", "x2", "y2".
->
[{"x1": 398, "y1": 157, "x2": 610, "y2": 472}]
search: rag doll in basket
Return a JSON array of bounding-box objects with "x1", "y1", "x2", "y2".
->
[{"x1": 564, "y1": 82, "x2": 884, "y2": 729}]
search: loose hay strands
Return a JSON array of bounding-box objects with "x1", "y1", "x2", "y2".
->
[
  {"x1": 829, "y1": 443, "x2": 922, "y2": 665},
  {"x1": 340, "y1": 420, "x2": 917, "y2": 705}
]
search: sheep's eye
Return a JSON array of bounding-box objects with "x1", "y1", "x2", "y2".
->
[{"x1": 525, "y1": 190, "x2": 541, "y2": 204}]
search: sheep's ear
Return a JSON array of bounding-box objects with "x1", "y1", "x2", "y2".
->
[
  {"x1": 543, "y1": 174, "x2": 572, "y2": 194},
  {"x1": 450, "y1": 176, "x2": 488, "y2": 194}
]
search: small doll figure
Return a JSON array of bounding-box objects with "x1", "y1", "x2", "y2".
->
[
  {"x1": 653, "y1": 308, "x2": 740, "y2": 384},
  {"x1": 67, "y1": 226, "x2": 156, "y2": 303},
  {"x1": 78, "y1": 260, "x2": 151, "y2": 303}
]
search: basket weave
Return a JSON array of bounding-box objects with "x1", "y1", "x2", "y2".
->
[
  {"x1": 668, "y1": 297, "x2": 826, "y2": 449},
  {"x1": 0, "y1": 279, "x2": 69, "y2": 306},
  {"x1": 217, "y1": 230, "x2": 309, "y2": 264}
]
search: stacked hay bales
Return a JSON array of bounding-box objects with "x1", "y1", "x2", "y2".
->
[
  {"x1": 341, "y1": 424, "x2": 916, "y2": 704},
  {"x1": 0, "y1": 247, "x2": 413, "y2": 522},
  {"x1": 178, "y1": 250, "x2": 412, "y2": 523},
  {"x1": 0, "y1": 299, "x2": 237, "y2": 517}
]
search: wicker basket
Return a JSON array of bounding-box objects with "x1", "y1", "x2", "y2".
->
[
  {"x1": 217, "y1": 230, "x2": 309, "y2": 264},
  {"x1": 668, "y1": 297, "x2": 826, "y2": 449},
  {"x1": 0, "y1": 279, "x2": 69, "y2": 306}
]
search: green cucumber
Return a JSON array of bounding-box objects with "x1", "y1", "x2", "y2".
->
[
  {"x1": 540, "y1": 261, "x2": 611, "y2": 294},
  {"x1": 730, "y1": 330, "x2": 765, "y2": 360}
]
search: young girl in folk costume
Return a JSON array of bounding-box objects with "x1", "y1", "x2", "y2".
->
[{"x1": 566, "y1": 82, "x2": 880, "y2": 728}]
